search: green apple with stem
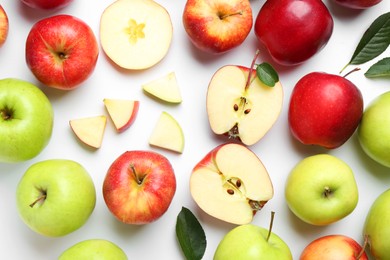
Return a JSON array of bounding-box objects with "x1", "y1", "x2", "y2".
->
[
  {"x1": 214, "y1": 211, "x2": 292, "y2": 259},
  {"x1": 0, "y1": 78, "x2": 53, "y2": 163},
  {"x1": 16, "y1": 159, "x2": 96, "y2": 237},
  {"x1": 285, "y1": 154, "x2": 359, "y2": 225}
]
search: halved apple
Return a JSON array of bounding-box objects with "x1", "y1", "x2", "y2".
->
[
  {"x1": 149, "y1": 111, "x2": 184, "y2": 153},
  {"x1": 142, "y1": 72, "x2": 182, "y2": 104},
  {"x1": 103, "y1": 99, "x2": 139, "y2": 133},
  {"x1": 207, "y1": 65, "x2": 283, "y2": 146},
  {"x1": 69, "y1": 115, "x2": 107, "y2": 149},
  {"x1": 0, "y1": 5, "x2": 9, "y2": 47},
  {"x1": 190, "y1": 143, "x2": 274, "y2": 225},
  {"x1": 100, "y1": 0, "x2": 173, "y2": 70}
]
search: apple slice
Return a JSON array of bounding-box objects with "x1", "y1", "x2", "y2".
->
[
  {"x1": 207, "y1": 65, "x2": 283, "y2": 146},
  {"x1": 190, "y1": 143, "x2": 274, "y2": 225},
  {"x1": 103, "y1": 99, "x2": 139, "y2": 133},
  {"x1": 0, "y1": 5, "x2": 9, "y2": 47},
  {"x1": 70, "y1": 115, "x2": 107, "y2": 148},
  {"x1": 100, "y1": 0, "x2": 173, "y2": 70},
  {"x1": 149, "y1": 111, "x2": 184, "y2": 153},
  {"x1": 142, "y1": 72, "x2": 182, "y2": 104}
]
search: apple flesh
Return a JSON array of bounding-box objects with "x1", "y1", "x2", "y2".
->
[
  {"x1": 100, "y1": 0, "x2": 173, "y2": 70},
  {"x1": 182, "y1": 0, "x2": 253, "y2": 54},
  {"x1": 142, "y1": 72, "x2": 182, "y2": 104},
  {"x1": 190, "y1": 143, "x2": 274, "y2": 225},
  {"x1": 332, "y1": 0, "x2": 382, "y2": 9},
  {"x1": 207, "y1": 65, "x2": 283, "y2": 146},
  {"x1": 69, "y1": 115, "x2": 107, "y2": 149},
  {"x1": 254, "y1": 0, "x2": 333, "y2": 66},
  {"x1": 288, "y1": 72, "x2": 363, "y2": 149},
  {"x1": 103, "y1": 150, "x2": 176, "y2": 225},
  {"x1": 21, "y1": 0, "x2": 73, "y2": 10},
  {"x1": 103, "y1": 99, "x2": 139, "y2": 133},
  {"x1": 0, "y1": 5, "x2": 8, "y2": 47},
  {"x1": 25, "y1": 14, "x2": 99, "y2": 90},
  {"x1": 300, "y1": 235, "x2": 368, "y2": 260}
]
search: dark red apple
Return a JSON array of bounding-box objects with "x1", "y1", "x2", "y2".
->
[
  {"x1": 21, "y1": 0, "x2": 73, "y2": 10},
  {"x1": 332, "y1": 0, "x2": 382, "y2": 9},
  {"x1": 254, "y1": 0, "x2": 334, "y2": 66},
  {"x1": 288, "y1": 72, "x2": 363, "y2": 149}
]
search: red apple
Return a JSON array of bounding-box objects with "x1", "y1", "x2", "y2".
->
[
  {"x1": 300, "y1": 235, "x2": 368, "y2": 259},
  {"x1": 332, "y1": 0, "x2": 382, "y2": 9},
  {"x1": 182, "y1": 0, "x2": 253, "y2": 54},
  {"x1": 254, "y1": 0, "x2": 333, "y2": 66},
  {"x1": 288, "y1": 72, "x2": 363, "y2": 149},
  {"x1": 25, "y1": 14, "x2": 99, "y2": 90},
  {"x1": 21, "y1": 0, "x2": 73, "y2": 10},
  {"x1": 0, "y1": 5, "x2": 8, "y2": 47},
  {"x1": 103, "y1": 150, "x2": 176, "y2": 225}
]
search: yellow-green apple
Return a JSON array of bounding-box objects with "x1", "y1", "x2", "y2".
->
[
  {"x1": 16, "y1": 159, "x2": 96, "y2": 237},
  {"x1": 190, "y1": 143, "x2": 274, "y2": 225},
  {"x1": 358, "y1": 91, "x2": 390, "y2": 167},
  {"x1": 254, "y1": 0, "x2": 333, "y2": 66},
  {"x1": 100, "y1": 0, "x2": 172, "y2": 70},
  {"x1": 149, "y1": 111, "x2": 184, "y2": 153},
  {"x1": 69, "y1": 115, "x2": 107, "y2": 149},
  {"x1": 288, "y1": 72, "x2": 363, "y2": 149},
  {"x1": 142, "y1": 72, "x2": 182, "y2": 104},
  {"x1": 25, "y1": 14, "x2": 99, "y2": 90},
  {"x1": 21, "y1": 0, "x2": 73, "y2": 10},
  {"x1": 332, "y1": 0, "x2": 382, "y2": 9},
  {"x1": 363, "y1": 188, "x2": 390, "y2": 259},
  {"x1": 0, "y1": 78, "x2": 53, "y2": 163},
  {"x1": 103, "y1": 150, "x2": 176, "y2": 225},
  {"x1": 59, "y1": 239, "x2": 127, "y2": 260},
  {"x1": 206, "y1": 57, "x2": 283, "y2": 146},
  {"x1": 300, "y1": 235, "x2": 368, "y2": 260},
  {"x1": 0, "y1": 5, "x2": 8, "y2": 47},
  {"x1": 285, "y1": 154, "x2": 359, "y2": 226},
  {"x1": 103, "y1": 99, "x2": 139, "y2": 133},
  {"x1": 182, "y1": 0, "x2": 253, "y2": 54}
]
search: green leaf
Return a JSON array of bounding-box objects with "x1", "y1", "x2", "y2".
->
[
  {"x1": 176, "y1": 207, "x2": 206, "y2": 260},
  {"x1": 256, "y1": 62, "x2": 279, "y2": 87},
  {"x1": 365, "y1": 57, "x2": 390, "y2": 78}
]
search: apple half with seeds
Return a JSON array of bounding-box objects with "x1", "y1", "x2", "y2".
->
[
  {"x1": 104, "y1": 98, "x2": 139, "y2": 133},
  {"x1": 70, "y1": 115, "x2": 107, "y2": 149},
  {"x1": 190, "y1": 143, "x2": 274, "y2": 224}
]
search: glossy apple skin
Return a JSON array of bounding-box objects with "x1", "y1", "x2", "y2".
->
[
  {"x1": 25, "y1": 15, "x2": 99, "y2": 90},
  {"x1": 21, "y1": 0, "x2": 73, "y2": 10},
  {"x1": 183, "y1": 0, "x2": 253, "y2": 53},
  {"x1": 288, "y1": 72, "x2": 363, "y2": 149},
  {"x1": 254, "y1": 0, "x2": 333, "y2": 66},
  {"x1": 333, "y1": 0, "x2": 382, "y2": 9},
  {"x1": 300, "y1": 235, "x2": 368, "y2": 260},
  {"x1": 103, "y1": 150, "x2": 176, "y2": 225},
  {"x1": 0, "y1": 5, "x2": 8, "y2": 47}
]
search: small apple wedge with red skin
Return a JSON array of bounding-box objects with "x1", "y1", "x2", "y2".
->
[
  {"x1": 69, "y1": 116, "x2": 107, "y2": 149},
  {"x1": 0, "y1": 5, "x2": 9, "y2": 47},
  {"x1": 103, "y1": 99, "x2": 139, "y2": 133},
  {"x1": 103, "y1": 150, "x2": 176, "y2": 225}
]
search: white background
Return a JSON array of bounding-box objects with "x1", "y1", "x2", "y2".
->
[{"x1": 1, "y1": 0, "x2": 390, "y2": 259}]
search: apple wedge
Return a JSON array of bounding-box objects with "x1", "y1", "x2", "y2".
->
[
  {"x1": 190, "y1": 143, "x2": 274, "y2": 225},
  {"x1": 149, "y1": 111, "x2": 184, "y2": 153},
  {"x1": 142, "y1": 72, "x2": 182, "y2": 104},
  {"x1": 70, "y1": 116, "x2": 107, "y2": 149},
  {"x1": 207, "y1": 65, "x2": 283, "y2": 146},
  {"x1": 100, "y1": 0, "x2": 173, "y2": 70},
  {"x1": 0, "y1": 5, "x2": 9, "y2": 47},
  {"x1": 103, "y1": 99, "x2": 139, "y2": 133}
]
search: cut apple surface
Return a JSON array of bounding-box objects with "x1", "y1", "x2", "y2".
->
[
  {"x1": 142, "y1": 72, "x2": 182, "y2": 104},
  {"x1": 190, "y1": 143, "x2": 274, "y2": 225},
  {"x1": 100, "y1": 0, "x2": 173, "y2": 70},
  {"x1": 149, "y1": 111, "x2": 184, "y2": 153},
  {"x1": 103, "y1": 99, "x2": 139, "y2": 133},
  {"x1": 207, "y1": 65, "x2": 283, "y2": 146},
  {"x1": 70, "y1": 116, "x2": 107, "y2": 149}
]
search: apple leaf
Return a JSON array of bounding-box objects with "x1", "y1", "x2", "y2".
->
[
  {"x1": 176, "y1": 207, "x2": 206, "y2": 260},
  {"x1": 256, "y1": 62, "x2": 279, "y2": 87},
  {"x1": 365, "y1": 57, "x2": 390, "y2": 78}
]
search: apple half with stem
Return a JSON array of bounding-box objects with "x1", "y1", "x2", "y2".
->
[
  {"x1": 69, "y1": 115, "x2": 107, "y2": 149},
  {"x1": 104, "y1": 99, "x2": 139, "y2": 133},
  {"x1": 206, "y1": 52, "x2": 283, "y2": 146},
  {"x1": 100, "y1": 0, "x2": 173, "y2": 70},
  {"x1": 142, "y1": 72, "x2": 182, "y2": 104},
  {"x1": 190, "y1": 143, "x2": 274, "y2": 225},
  {"x1": 0, "y1": 5, "x2": 9, "y2": 47}
]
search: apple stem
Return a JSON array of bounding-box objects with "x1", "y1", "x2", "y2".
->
[
  {"x1": 357, "y1": 235, "x2": 369, "y2": 259},
  {"x1": 342, "y1": 67, "x2": 361, "y2": 78},
  {"x1": 29, "y1": 194, "x2": 46, "y2": 208},
  {"x1": 245, "y1": 50, "x2": 260, "y2": 90},
  {"x1": 129, "y1": 164, "x2": 143, "y2": 185},
  {"x1": 219, "y1": 11, "x2": 243, "y2": 20},
  {"x1": 266, "y1": 211, "x2": 276, "y2": 242}
]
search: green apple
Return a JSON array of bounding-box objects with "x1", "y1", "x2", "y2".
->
[
  {"x1": 285, "y1": 154, "x2": 359, "y2": 225},
  {"x1": 363, "y1": 188, "x2": 390, "y2": 259},
  {"x1": 358, "y1": 91, "x2": 390, "y2": 167},
  {"x1": 59, "y1": 239, "x2": 128, "y2": 260},
  {"x1": 0, "y1": 78, "x2": 53, "y2": 162},
  {"x1": 16, "y1": 159, "x2": 96, "y2": 237}
]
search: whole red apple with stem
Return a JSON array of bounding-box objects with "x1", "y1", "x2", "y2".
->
[
  {"x1": 25, "y1": 14, "x2": 99, "y2": 90},
  {"x1": 288, "y1": 70, "x2": 363, "y2": 149},
  {"x1": 103, "y1": 150, "x2": 176, "y2": 225},
  {"x1": 21, "y1": 0, "x2": 73, "y2": 10},
  {"x1": 254, "y1": 0, "x2": 334, "y2": 66},
  {"x1": 332, "y1": 0, "x2": 382, "y2": 9},
  {"x1": 0, "y1": 5, "x2": 8, "y2": 47}
]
